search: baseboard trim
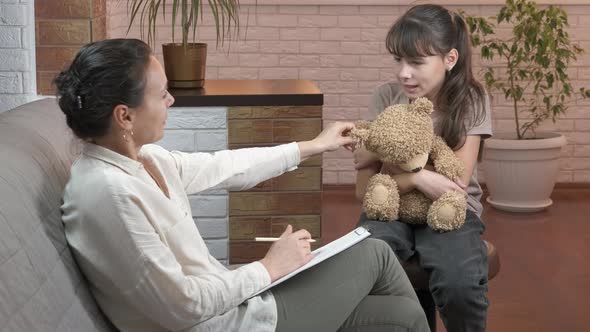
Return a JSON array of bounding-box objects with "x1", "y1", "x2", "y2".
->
[
  {"x1": 323, "y1": 183, "x2": 590, "y2": 191},
  {"x1": 323, "y1": 184, "x2": 356, "y2": 191},
  {"x1": 554, "y1": 183, "x2": 590, "y2": 189},
  {"x1": 481, "y1": 182, "x2": 590, "y2": 192}
]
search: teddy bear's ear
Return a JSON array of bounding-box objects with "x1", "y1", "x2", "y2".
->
[
  {"x1": 349, "y1": 127, "x2": 371, "y2": 146},
  {"x1": 355, "y1": 120, "x2": 371, "y2": 130},
  {"x1": 412, "y1": 97, "x2": 434, "y2": 115}
]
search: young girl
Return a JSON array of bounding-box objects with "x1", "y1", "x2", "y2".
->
[{"x1": 355, "y1": 4, "x2": 492, "y2": 332}]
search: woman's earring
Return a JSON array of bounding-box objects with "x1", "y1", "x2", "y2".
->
[{"x1": 122, "y1": 130, "x2": 134, "y2": 143}]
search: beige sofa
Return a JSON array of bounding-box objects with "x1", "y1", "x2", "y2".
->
[{"x1": 0, "y1": 99, "x2": 115, "y2": 331}]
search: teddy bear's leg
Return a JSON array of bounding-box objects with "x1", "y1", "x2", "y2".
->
[
  {"x1": 399, "y1": 191, "x2": 431, "y2": 224},
  {"x1": 427, "y1": 191, "x2": 467, "y2": 232},
  {"x1": 363, "y1": 173, "x2": 400, "y2": 221}
]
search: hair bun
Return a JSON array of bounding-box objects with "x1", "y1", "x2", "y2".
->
[{"x1": 54, "y1": 69, "x2": 82, "y2": 115}]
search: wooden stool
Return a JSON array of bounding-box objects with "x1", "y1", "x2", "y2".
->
[{"x1": 401, "y1": 240, "x2": 500, "y2": 332}]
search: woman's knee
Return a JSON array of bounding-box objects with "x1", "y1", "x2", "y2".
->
[
  {"x1": 405, "y1": 299, "x2": 430, "y2": 332},
  {"x1": 363, "y1": 238, "x2": 399, "y2": 265},
  {"x1": 355, "y1": 237, "x2": 390, "y2": 255},
  {"x1": 339, "y1": 296, "x2": 429, "y2": 332},
  {"x1": 348, "y1": 238, "x2": 403, "y2": 281},
  {"x1": 365, "y1": 237, "x2": 390, "y2": 251}
]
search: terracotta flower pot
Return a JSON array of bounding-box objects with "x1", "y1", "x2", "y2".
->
[
  {"x1": 482, "y1": 132, "x2": 566, "y2": 213},
  {"x1": 162, "y1": 43, "x2": 207, "y2": 88}
]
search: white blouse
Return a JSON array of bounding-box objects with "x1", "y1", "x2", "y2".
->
[{"x1": 61, "y1": 142, "x2": 301, "y2": 332}]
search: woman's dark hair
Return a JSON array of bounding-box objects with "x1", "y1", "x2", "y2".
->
[
  {"x1": 54, "y1": 38, "x2": 152, "y2": 140},
  {"x1": 386, "y1": 4, "x2": 486, "y2": 149}
]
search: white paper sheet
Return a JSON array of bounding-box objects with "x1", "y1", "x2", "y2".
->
[{"x1": 252, "y1": 226, "x2": 371, "y2": 297}]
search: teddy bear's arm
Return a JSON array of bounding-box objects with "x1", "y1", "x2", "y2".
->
[{"x1": 430, "y1": 136, "x2": 465, "y2": 181}]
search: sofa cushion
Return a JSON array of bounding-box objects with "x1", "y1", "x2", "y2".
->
[{"x1": 0, "y1": 99, "x2": 114, "y2": 331}]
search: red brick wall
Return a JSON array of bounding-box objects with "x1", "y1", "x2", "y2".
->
[
  {"x1": 35, "y1": 0, "x2": 106, "y2": 95},
  {"x1": 106, "y1": 1, "x2": 590, "y2": 184}
]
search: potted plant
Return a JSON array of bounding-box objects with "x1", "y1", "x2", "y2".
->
[
  {"x1": 464, "y1": 0, "x2": 590, "y2": 212},
  {"x1": 125, "y1": 0, "x2": 241, "y2": 88}
]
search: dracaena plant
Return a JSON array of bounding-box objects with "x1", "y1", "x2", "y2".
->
[
  {"x1": 124, "y1": 0, "x2": 242, "y2": 47},
  {"x1": 464, "y1": 0, "x2": 590, "y2": 139}
]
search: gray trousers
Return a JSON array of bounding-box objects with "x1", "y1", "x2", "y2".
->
[
  {"x1": 358, "y1": 210, "x2": 489, "y2": 332},
  {"x1": 272, "y1": 238, "x2": 430, "y2": 332}
]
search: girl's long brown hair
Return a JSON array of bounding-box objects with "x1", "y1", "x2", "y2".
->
[{"x1": 386, "y1": 4, "x2": 486, "y2": 149}]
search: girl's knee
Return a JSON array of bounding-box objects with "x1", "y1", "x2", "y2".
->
[{"x1": 431, "y1": 276, "x2": 487, "y2": 310}]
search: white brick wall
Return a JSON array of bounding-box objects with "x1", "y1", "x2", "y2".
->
[
  {"x1": 156, "y1": 106, "x2": 230, "y2": 263},
  {"x1": 0, "y1": 0, "x2": 36, "y2": 113}
]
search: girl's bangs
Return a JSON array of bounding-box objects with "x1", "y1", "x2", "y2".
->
[{"x1": 386, "y1": 20, "x2": 439, "y2": 58}]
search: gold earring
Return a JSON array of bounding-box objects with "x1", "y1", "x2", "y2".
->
[{"x1": 122, "y1": 130, "x2": 134, "y2": 143}]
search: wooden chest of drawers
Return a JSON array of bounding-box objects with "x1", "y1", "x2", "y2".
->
[
  {"x1": 228, "y1": 105, "x2": 323, "y2": 264},
  {"x1": 170, "y1": 79, "x2": 324, "y2": 264}
]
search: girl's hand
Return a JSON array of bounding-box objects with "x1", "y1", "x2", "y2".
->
[
  {"x1": 298, "y1": 122, "x2": 356, "y2": 160},
  {"x1": 454, "y1": 178, "x2": 467, "y2": 191},
  {"x1": 259, "y1": 225, "x2": 313, "y2": 282},
  {"x1": 413, "y1": 169, "x2": 467, "y2": 201},
  {"x1": 353, "y1": 146, "x2": 380, "y2": 169}
]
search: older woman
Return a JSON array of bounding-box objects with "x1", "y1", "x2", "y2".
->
[{"x1": 57, "y1": 38, "x2": 428, "y2": 332}]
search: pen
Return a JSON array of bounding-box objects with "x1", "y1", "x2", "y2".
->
[{"x1": 255, "y1": 237, "x2": 316, "y2": 243}]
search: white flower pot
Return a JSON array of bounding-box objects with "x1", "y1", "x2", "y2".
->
[{"x1": 482, "y1": 132, "x2": 566, "y2": 213}]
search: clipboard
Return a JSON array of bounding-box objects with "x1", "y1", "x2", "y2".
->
[{"x1": 252, "y1": 226, "x2": 371, "y2": 297}]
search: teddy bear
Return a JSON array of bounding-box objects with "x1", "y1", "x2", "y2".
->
[{"x1": 351, "y1": 97, "x2": 466, "y2": 232}]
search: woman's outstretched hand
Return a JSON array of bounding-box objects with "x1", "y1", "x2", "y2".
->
[
  {"x1": 259, "y1": 225, "x2": 313, "y2": 282},
  {"x1": 298, "y1": 121, "x2": 356, "y2": 160}
]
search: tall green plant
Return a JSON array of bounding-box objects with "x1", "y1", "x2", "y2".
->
[
  {"x1": 464, "y1": 0, "x2": 590, "y2": 139},
  {"x1": 124, "y1": 0, "x2": 242, "y2": 47}
]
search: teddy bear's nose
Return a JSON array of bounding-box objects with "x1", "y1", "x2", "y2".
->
[{"x1": 412, "y1": 167, "x2": 422, "y2": 173}]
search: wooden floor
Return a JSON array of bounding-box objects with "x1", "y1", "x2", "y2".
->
[{"x1": 321, "y1": 186, "x2": 590, "y2": 332}]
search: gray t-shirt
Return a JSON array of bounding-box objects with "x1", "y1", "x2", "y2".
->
[{"x1": 366, "y1": 82, "x2": 493, "y2": 217}]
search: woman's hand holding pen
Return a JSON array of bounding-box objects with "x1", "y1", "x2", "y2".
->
[{"x1": 259, "y1": 225, "x2": 314, "y2": 282}]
